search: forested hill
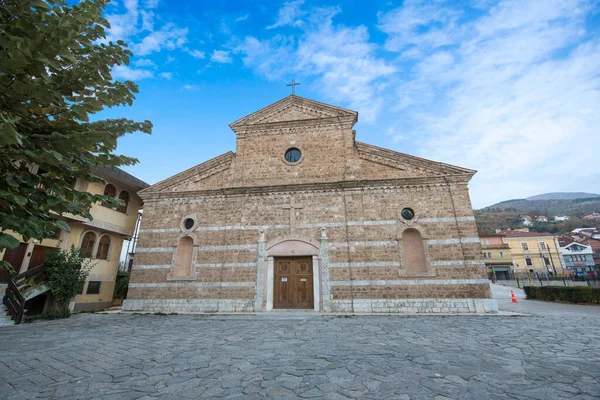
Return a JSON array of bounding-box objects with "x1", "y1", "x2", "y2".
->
[
  {"x1": 482, "y1": 197, "x2": 600, "y2": 216},
  {"x1": 526, "y1": 192, "x2": 600, "y2": 201},
  {"x1": 475, "y1": 196, "x2": 600, "y2": 235}
]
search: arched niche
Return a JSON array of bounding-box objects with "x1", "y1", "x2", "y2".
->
[
  {"x1": 168, "y1": 236, "x2": 196, "y2": 280},
  {"x1": 401, "y1": 228, "x2": 428, "y2": 274}
]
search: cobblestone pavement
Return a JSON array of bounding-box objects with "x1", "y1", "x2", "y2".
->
[{"x1": 1, "y1": 309, "x2": 599, "y2": 400}]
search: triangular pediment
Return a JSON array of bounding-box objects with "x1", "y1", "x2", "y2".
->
[
  {"x1": 230, "y1": 95, "x2": 357, "y2": 131},
  {"x1": 139, "y1": 152, "x2": 233, "y2": 196}
]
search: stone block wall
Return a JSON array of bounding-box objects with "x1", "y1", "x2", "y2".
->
[{"x1": 124, "y1": 180, "x2": 495, "y2": 314}]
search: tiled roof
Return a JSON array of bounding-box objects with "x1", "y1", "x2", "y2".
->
[{"x1": 495, "y1": 230, "x2": 555, "y2": 238}]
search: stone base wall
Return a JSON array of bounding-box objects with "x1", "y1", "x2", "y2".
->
[
  {"x1": 122, "y1": 298, "x2": 499, "y2": 314},
  {"x1": 331, "y1": 298, "x2": 498, "y2": 313},
  {"x1": 122, "y1": 299, "x2": 255, "y2": 313}
]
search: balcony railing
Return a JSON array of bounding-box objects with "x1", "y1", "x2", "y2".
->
[{"x1": 481, "y1": 244, "x2": 510, "y2": 249}]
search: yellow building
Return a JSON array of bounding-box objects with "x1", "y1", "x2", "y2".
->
[
  {"x1": 496, "y1": 230, "x2": 564, "y2": 277},
  {"x1": 0, "y1": 165, "x2": 147, "y2": 311},
  {"x1": 480, "y1": 234, "x2": 514, "y2": 280}
]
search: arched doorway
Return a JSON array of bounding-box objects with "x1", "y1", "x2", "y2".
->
[{"x1": 264, "y1": 238, "x2": 321, "y2": 312}]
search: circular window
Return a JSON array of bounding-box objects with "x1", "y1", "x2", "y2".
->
[
  {"x1": 284, "y1": 148, "x2": 302, "y2": 164},
  {"x1": 401, "y1": 208, "x2": 415, "y2": 221},
  {"x1": 184, "y1": 218, "x2": 194, "y2": 230}
]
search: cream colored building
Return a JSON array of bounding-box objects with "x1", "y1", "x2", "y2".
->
[
  {"x1": 480, "y1": 234, "x2": 513, "y2": 280},
  {"x1": 496, "y1": 230, "x2": 563, "y2": 277},
  {"x1": 0, "y1": 166, "x2": 147, "y2": 311}
]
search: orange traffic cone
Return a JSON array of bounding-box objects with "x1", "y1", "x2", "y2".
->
[{"x1": 511, "y1": 289, "x2": 518, "y2": 303}]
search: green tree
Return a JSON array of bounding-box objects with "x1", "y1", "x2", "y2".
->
[
  {"x1": 0, "y1": 0, "x2": 151, "y2": 271},
  {"x1": 44, "y1": 246, "x2": 92, "y2": 311}
]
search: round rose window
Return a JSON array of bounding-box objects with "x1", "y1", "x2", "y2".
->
[
  {"x1": 401, "y1": 208, "x2": 415, "y2": 220},
  {"x1": 284, "y1": 148, "x2": 302, "y2": 163},
  {"x1": 184, "y1": 218, "x2": 194, "y2": 230}
]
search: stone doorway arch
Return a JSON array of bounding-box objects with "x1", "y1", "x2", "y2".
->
[{"x1": 264, "y1": 237, "x2": 321, "y2": 312}]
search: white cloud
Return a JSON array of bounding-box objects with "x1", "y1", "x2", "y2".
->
[
  {"x1": 135, "y1": 24, "x2": 188, "y2": 56},
  {"x1": 134, "y1": 58, "x2": 157, "y2": 68},
  {"x1": 379, "y1": 0, "x2": 600, "y2": 207},
  {"x1": 183, "y1": 84, "x2": 200, "y2": 91},
  {"x1": 160, "y1": 72, "x2": 173, "y2": 79},
  {"x1": 267, "y1": 0, "x2": 306, "y2": 29},
  {"x1": 236, "y1": 15, "x2": 249, "y2": 22},
  {"x1": 144, "y1": 0, "x2": 160, "y2": 8},
  {"x1": 186, "y1": 49, "x2": 206, "y2": 59},
  {"x1": 112, "y1": 65, "x2": 154, "y2": 80},
  {"x1": 141, "y1": 10, "x2": 154, "y2": 31},
  {"x1": 104, "y1": 0, "x2": 189, "y2": 58},
  {"x1": 237, "y1": 5, "x2": 395, "y2": 121},
  {"x1": 211, "y1": 50, "x2": 233, "y2": 64}
]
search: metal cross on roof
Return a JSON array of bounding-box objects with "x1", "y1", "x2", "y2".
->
[{"x1": 286, "y1": 79, "x2": 300, "y2": 95}]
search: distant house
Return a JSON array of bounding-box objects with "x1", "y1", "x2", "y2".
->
[
  {"x1": 582, "y1": 212, "x2": 600, "y2": 220},
  {"x1": 558, "y1": 242, "x2": 595, "y2": 277},
  {"x1": 480, "y1": 234, "x2": 513, "y2": 280},
  {"x1": 553, "y1": 215, "x2": 569, "y2": 222},
  {"x1": 520, "y1": 215, "x2": 533, "y2": 226},
  {"x1": 535, "y1": 215, "x2": 548, "y2": 222},
  {"x1": 495, "y1": 230, "x2": 562, "y2": 276}
]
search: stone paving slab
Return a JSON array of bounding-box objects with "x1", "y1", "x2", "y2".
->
[{"x1": 0, "y1": 311, "x2": 599, "y2": 399}]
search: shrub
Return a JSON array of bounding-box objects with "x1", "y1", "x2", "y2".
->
[
  {"x1": 524, "y1": 286, "x2": 600, "y2": 304},
  {"x1": 44, "y1": 246, "x2": 92, "y2": 310},
  {"x1": 114, "y1": 272, "x2": 130, "y2": 300}
]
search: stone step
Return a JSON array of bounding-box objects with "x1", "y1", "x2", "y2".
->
[{"x1": 0, "y1": 305, "x2": 15, "y2": 327}]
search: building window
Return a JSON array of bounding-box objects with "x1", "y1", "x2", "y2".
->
[
  {"x1": 483, "y1": 252, "x2": 488, "y2": 259},
  {"x1": 402, "y1": 228, "x2": 427, "y2": 274},
  {"x1": 544, "y1": 257, "x2": 551, "y2": 267},
  {"x1": 487, "y1": 252, "x2": 492, "y2": 259},
  {"x1": 86, "y1": 281, "x2": 101, "y2": 295},
  {"x1": 525, "y1": 257, "x2": 533, "y2": 266},
  {"x1": 102, "y1": 184, "x2": 117, "y2": 207},
  {"x1": 96, "y1": 235, "x2": 111, "y2": 260},
  {"x1": 117, "y1": 191, "x2": 129, "y2": 213},
  {"x1": 184, "y1": 218, "x2": 194, "y2": 230},
  {"x1": 539, "y1": 242, "x2": 546, "y2": 250},
  {"x1": 521, "y1": 242, "x2": 529, "y2": 251},
  {"x1": 401, "y1": 208, "x2": 415, "y2": 221},
  {"x1": 80, "y1": 232, "x2": 97, "y2": 258},
  {"x1": 284, "y1": 148, "x2": 302, "y2": 164},
  {"x1": 499, "y1": 252, "x2": 504, "y2": 258}
]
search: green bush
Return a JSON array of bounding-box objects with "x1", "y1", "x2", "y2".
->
[
  {"x1": 114, "y1": 272, "x2": 130, "y2": 300},
  {"x1": 44, "y1": 246, "x2": 92, "y2": 310},
  {"x1": 524, "y1": 286, "x2": 600, "y2": 304}
]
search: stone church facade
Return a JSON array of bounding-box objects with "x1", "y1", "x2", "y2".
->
[{"x1": 123, "y1": 96, "x2": 498, "y2": 314}]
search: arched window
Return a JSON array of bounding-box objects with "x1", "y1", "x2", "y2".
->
[
  {"x1": 102, "y1": 184, "x2": 117, "y2": 208},
  {"x1": 96, "y1": 235, "x2": 111, "y2": 260},
  {"x1": 117, "y1": 191, "x2": 129, "y2": 213},
  {"x1": 80, "y1": 232, "x2": 97, "y2": 258},
  {"x1": 402, "y1": 228, "x2": 427, "y2": 274},
  {"x1": 173, "y1": 236, "x2": 193, "y2": 277}
]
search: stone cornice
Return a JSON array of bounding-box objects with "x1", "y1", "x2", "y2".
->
[
  {"x1": 230, "y1": 95, "x2": 358, "y2": 135},
  {"x1": 142, "y1": 176, "x2": 471, "y2": 202},
  {"x1": 234, "y1": 116, "x2": 356, "y2": 138}
]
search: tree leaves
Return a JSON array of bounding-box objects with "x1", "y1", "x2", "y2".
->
[
  {"x1": 0, "y1": 0, "x2": 152, "y2": 270},
  {"x1": 0, "y1": 233, "x2": 20, "y2": 250}
]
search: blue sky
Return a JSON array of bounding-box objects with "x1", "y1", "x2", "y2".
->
[{"x1": 98, "y1": 0, "x2": 600, "y2": 208}]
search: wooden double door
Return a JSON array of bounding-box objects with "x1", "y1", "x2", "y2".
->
[{"x1": 274, "y1": 257, "x2": 314, "y2": 309}]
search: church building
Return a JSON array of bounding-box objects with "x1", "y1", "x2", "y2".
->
[{"x1": 123, "y1": 95, "x2": 498, "y2": 314}]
